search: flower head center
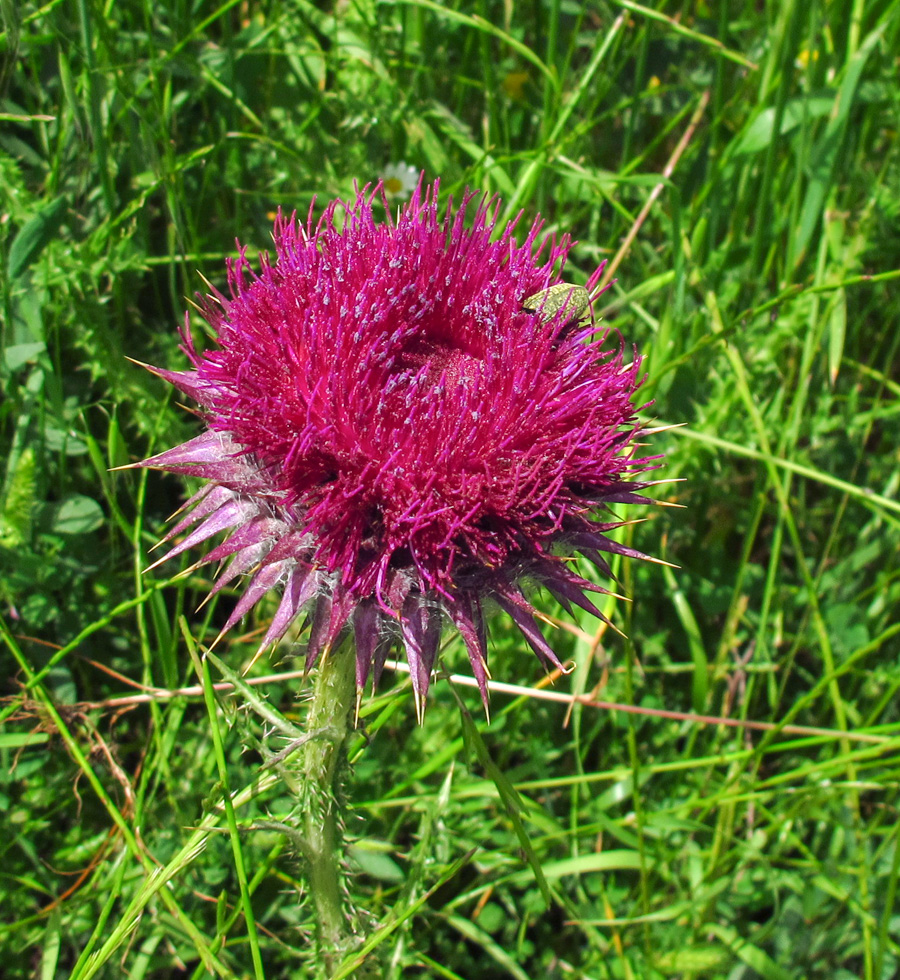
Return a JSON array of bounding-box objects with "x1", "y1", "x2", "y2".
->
[{"x1": 395, "y1": 336, "x2": 482, "y2": 389}]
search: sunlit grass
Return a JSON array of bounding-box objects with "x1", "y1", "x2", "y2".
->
[{"x1": 2, "y1": 1, "x2": 899, "y2": 977}]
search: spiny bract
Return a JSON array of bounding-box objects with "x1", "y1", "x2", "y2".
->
[{"x1": 133, "y1": 179, "x2": 659, "y2": 718}]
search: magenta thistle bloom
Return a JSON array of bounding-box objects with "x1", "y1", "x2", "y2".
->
[{"x1": 135, "y1": 180, "x2": 657, "y2": 716}]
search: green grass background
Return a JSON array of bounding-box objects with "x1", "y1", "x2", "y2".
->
[{"x1": 2, "y1": 0, "x2": 900, "y2": 977}]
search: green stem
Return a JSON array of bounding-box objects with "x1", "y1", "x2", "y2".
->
[{"x1": 300, "y1": 640, "x2": 358, "y2": 974}]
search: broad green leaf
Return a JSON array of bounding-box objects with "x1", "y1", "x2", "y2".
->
[
  {"x1": 7, "y1": 196, "x2": 67, "y2": 280},
  {"x1": 44, "y1": 427, "x2": 89, "y2": 456},
  {"x1": 827, "y1": 286, "x2": 847, "y2": 386},
  {"x1": 514, "y1": 850, "x2": 642, "y2": 882},
  {"x1": 733, "y1": 97, "x2": 834, "y2": 155},
  {"x1": 656, "y1": 945, "x2": 730, "y2": 973},
  {"x1": 0, "y1": 731, "x2": 50, "y2": 748},
  {"x1": 347, "y1": 843, "x2": 405, "y2": 882},
  {"x1": 3, "y1": 342, "x2": 46, "y2": 372},
  {"x1": 51, "y1": 495, "x2": 104, "y2": 535},
  {"x1": 0, "y1": 446, "x2": 36, "y2": 546},
  {"x1": 40, "y1": 908, "x2": 62, "y2": 980}
]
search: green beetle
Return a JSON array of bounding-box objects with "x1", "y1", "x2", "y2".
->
[{"x1": 522, "y1": 282, "x2": 592, "y2": 326}]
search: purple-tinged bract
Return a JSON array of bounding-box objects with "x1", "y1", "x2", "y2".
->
[{"x1": 136, "y1": 180, "x2": 658, "y2": 716}]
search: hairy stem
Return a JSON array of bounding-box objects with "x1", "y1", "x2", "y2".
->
[{"x1": 299, "y1": 640, "x2": 358, "y2": 974}]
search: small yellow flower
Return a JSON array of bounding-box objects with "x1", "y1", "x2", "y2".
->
[{"x1": 501, "y1": 71, "x2": 529, "y2": 100}]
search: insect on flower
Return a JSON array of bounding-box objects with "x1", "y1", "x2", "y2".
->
[{"x1": 523, "y1": 282, "x2": 593, "y2": 328}]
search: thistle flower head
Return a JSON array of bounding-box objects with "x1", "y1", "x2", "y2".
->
[{"x1": 136, "y1": 180, "x2": 658, "y2": 717}]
